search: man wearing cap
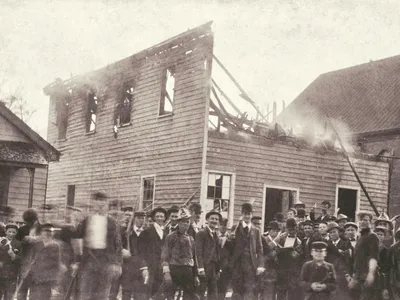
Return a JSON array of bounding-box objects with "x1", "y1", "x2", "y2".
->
[
  {"x1": 310, "y1": 201, "x2": 332, "y2": 223},
  {"x1": 343, "y1": 222, "x2": 358, "y2": 277},
  {"x1": 374, "y1": 226, "x2": 390, "y2": 300},
  {"x1": 161, "y1": 207, "x2": 199, "y2": 300},
  {"x1": 115, "y1": 211, "x2": 148, "y2": 300},
  {"x1": 273, "y1": 218, "x2": 303, "y2": 300},
  {"x1": 73, "y1": 192, "x2": 123, "y2": 300},
  {"x1": 300, "y1": 241, "x2": 336, "y2": 300},
  {"x1": 188, "y1": 203, "x2": 202, "y2": 239},
  {"x1": 165, "y1": 205, "x2": 180, "y2": 236},
  {"x1": 287, "y1": 208, "x2": 297, "y2": 220},
  {"x1": 337, "y1": 214, "x2": 349, "y2": 228},
  {"x1": 327, "y1": 222, "x2": 352, "y2": 300},
  {"x1": 227, "y1": 203, "x2": 264, "y2": 300},
  {"x1": 121, "y1": 206, "x2": 134, "y2": 228},
  {"x1": 348, "y1": 211, "x2": 380, "y2": 300},
  {"x1": 139, "y1": 206, "x2": 167, "y2": 300},
  {"x1": 196, "y1": 210, "x2": 222, "y2": 300}
]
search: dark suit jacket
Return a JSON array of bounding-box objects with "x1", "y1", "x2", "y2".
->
[
  {"x1": 76, "y1": 216, "x2": 122, "y2": 265},
  {"x1": 228, "y1": 222, "x2": 263, "y2": 270},
  {"x1": 139, "y1": 225, "x2": 165, "y2": 272},
  {"x1": 195, "y1": 227, "x2": 220, "y2": 271},
  {"x1": 122, "y1": 228, "x2": 146, "y2": 287}
]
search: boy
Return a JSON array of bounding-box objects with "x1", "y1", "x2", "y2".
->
[
  {"x1": 300, "y1": 241, "x2": 336, "y2": 300},
  {"x1": 161, "y1": 208, "x2": 199, "y2": 300},
  {"x1": 0, "y1": 224, "x2": 21, "y2": 300}
]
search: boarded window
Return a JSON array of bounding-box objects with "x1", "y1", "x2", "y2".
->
[
  {"x1": 115, "y1": 86, "x2": 133, "y2": 126},
  {"x1": 207, "y1": 173, "x2": 231, "y2": 219},
  {"x1": 142, "y1": 177, "x2": 155, "y2": 210},
  {"x1": 86, "y1": 92, "x2": 98, "y2": 132},
  {"x1": 67, "y1": 185, "x2": 75, "y2": 207},
  {"x1": 0, "y1": 167, "x2": 10, "y2": 207},
  {"x1": 159, "y1": 68, "x2": 175, "y2": 115}
]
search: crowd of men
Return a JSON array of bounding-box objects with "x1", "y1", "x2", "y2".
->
[{"x1": 1, "y1": 193, "x2": 400, "y2": 300}]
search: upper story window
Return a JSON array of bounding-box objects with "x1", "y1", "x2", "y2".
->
[
  {"x1": 159, "y1": 68, "x2": 175, "y2": 116},
  {"x1": 115, "y1": 86, "x2": 133, "y2": 126},
  {"x1": 86, "y1": 92, "x2": 98, "y2": 133}
]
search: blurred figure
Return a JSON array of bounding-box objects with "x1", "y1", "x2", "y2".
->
[
  {"x1": 317, "y1": 222, "x2": 329, "y2": 241},
  {"x1": 121, "y1": 206, "x2": 134, "y2": 229},
  {"x1": 0, "y1": 206, "x2": 15, "y2": 236},
  {"x1": 251, "y1": 216, "x2": 262, "y2": 229},
  {"x1": 274, "y1": 212, "x2": 285, "y2": 233},
  {"x1": 145, "y1": 211, "x2": 154, "y2": 229},
  {"x1": 287, "y1": 208, "x2": 297, "y2": 220},
  {"x1": 0, "y1": 223, "x2": 21, "y2": 300},
  {"x1": 73, "y1": 192, "x2": 123, "y2": 300},
  {"x1": 301, "y1": 220, "x2": 315, "y2": 261},
  {"x1": 22, "y1": 223, "x2": 65, "y2": 300},
  {"x1": 310, "y1": 200, "x2": 332, "y2": 223},
  {"x1": 375, "y1": 226, "x2": 390, "y2": 300},
  {"x1": 16, "y1": 208, "x2": 41, "y2": 300}
]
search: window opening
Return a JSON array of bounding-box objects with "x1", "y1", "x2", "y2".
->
[
  {"x1": 86, "y1": 92, "x2": 98, "y2": 132},
  {"x1": 264, "y1": 187, "x2": 297, "y2": 228},
  {"x1": 207, "y1": 173, "x2": 231, "y2": 219},
  {"x1": 159, "y1": 68, "x2": 175, "y2": 115}
]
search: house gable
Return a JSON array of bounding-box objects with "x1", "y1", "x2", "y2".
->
[{"x1": 0, "y1": 114, "x2": 30, "y2": 143}]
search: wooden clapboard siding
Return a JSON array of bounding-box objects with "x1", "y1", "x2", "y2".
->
[
  {"x1": 0, "y1": 114, "x2": 29, "y2": 142},
  {"x1": 46, "y1": 31, "x2": 213, "y2": 210},
  {"x1": 7, "y1": 166, "x2": 47, "y2": 220},
  {"x1": 206, "y1": 132, "x2": 389, "y2": 223}
]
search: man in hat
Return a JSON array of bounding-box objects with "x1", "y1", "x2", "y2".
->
[
  {"x1": 188, "y1": 203, "x2": 202, "y2": 238},
  {"x1": 0, "y1": 206, "x2": 15, "y2": 237},
  {"x1": 348, "y1": 211, "x2": 380, "y2": 300},
  {"x1": 165, "y1": 205, "x2": 180, "y2": 235},
  {"x1": 145, "y1": 211, "x2": 154, "y2": 229},
  {"x1": 73, "y1": 192, "x2": 123, "y2": 300},
  {"x1": 139, "y1": 206, "x2": 167, "y2": 300},
  {"x1": 374, "y1": 226, "x2": 390, "y2": 300},
  {"x1": 121, "y1": 206, "x2": 134, "y2": 228},
  {"x1": 114, "y1": 211, "x2": 148, "y2": 300},
  {"x1": 274, "y1": 212, "x2": 286, "y2": 232},
  {"x1": 273, "y1": 218, "x2": 303, "y2": 300},
  {"x1": 296, "y1": 209, "x2": 307, "y2": 239},
  {"x1": 227, "y1": 203, "x2": 264, "y2": 300},
  {"x1": 161, "y1": 207, "x2": 199, "y2": 300},
  {"x1": 287, "y1": 208, "x2": 297, "y2": 220},
  {"x1": 0, "y1": 223, "x2": 21, "y2": 300},
  {"x1": 337, "y1": 214, "x2": 349, "y2": 228},
  {"x1": 251, "y1": 216, "x2": 262, "y2": 230},
  {"x1": 300, "y1": 241, "x2": 336, "y2": 300},
  {"x1": 310, "y1": 201, "x2": 332, "y2": 223},
  {"x1": 343, "y1": 222, "x2": 358, "y2": 277},
  {"x1": 327, "y1": 222, "x2": 352, "y2": 300},
  {"x1": 374, "y1": 213, "x2": 394, "y2": 248},
  {"x1": 294, "y1": 201, "x2": 306, "y2": 210},
  {"x1": 196, "y1": 210, "x2": 222, "y2": 300}
]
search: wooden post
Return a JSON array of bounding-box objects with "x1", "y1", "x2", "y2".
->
[{"x1": 28, "y1": 168, "x2": 35, "y2": 208}]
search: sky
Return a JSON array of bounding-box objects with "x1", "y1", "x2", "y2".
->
[{"x1": 2, "y1": 0, "x2": 400, "y2": 138}]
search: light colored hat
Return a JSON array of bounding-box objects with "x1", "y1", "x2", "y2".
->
[
  {"x1": 177, "y1": 208, "x2": 191, "y2": 221},
  {"x1": 337, "y1": 214, "x2": 348, "y2": 222}
]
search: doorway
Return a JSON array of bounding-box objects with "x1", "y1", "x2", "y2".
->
[
  {"x1": 336, "y1": 187, "x2": 358, "y2": 222},
  {"x1": 264, "y1": 186, "x2": 298, "y2": 230},
  {"x1": 0, "y1": 167, "x2": 10, "y2": 206}
]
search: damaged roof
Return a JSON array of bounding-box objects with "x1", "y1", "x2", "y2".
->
[
  {"x1": 280, "y1": 55, "x2": 400, "y2": 134},
  {"x1": 0, "y1": 103, "x2": 60, "y2": 162}
]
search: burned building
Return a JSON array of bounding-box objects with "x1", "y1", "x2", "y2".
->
[
  {"x1": 43, "y1": 22, "x2": 389, "y2": 229},
  {"x1": 0, "y1": 103, "x2": 60, "y2": 220}
]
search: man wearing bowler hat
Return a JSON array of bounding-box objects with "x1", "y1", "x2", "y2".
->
[
  {"x1": 227, "y1": 203, "x2": 265, "y2": 300},
  {"x1": 139, "y1": 206, "x2": 167, "y2": 300},
  {"x1": 196, "y1": 210, "x2": 222, "y2": 300},
  {"x1": 165, "y1": 205, "x2": 180, "y2": 236}
]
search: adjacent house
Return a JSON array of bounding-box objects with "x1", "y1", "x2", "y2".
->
[
  {"x1": 0, "y1": 103, "x2": 60, "y2": 220},
  {"x1": 279, "y1": 55, "x2": 400, "y2": 217},
  {"x1": 43, "y1": 22, "x2": 390, "y2": 230}
]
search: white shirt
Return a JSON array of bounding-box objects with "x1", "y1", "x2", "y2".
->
[
  {"x1": 192, "y1": 222, "x2": 200, "y2": 233},
  {"x1": 284, "y1": 236, "x2": 296, "y2": 248},
  {"x1": 242, "y1": 221, "x2": 252, "y2": 230},
  {"x1": 86, "y1": 215, "x2": 107, "y2": 249},
  {"x1": 331, "y1": 239, "x2": 340, "y2": 247},
  {"x1": 154, "y1": 223, "x2": 164, "y2": 240},
  {"x1": 134, "y1": 226, "x2": 143, "y2": 236}
]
